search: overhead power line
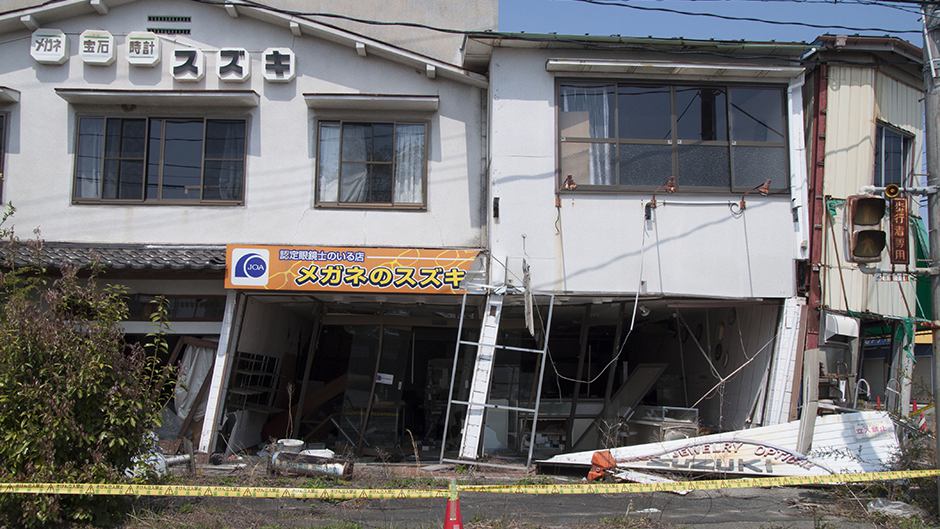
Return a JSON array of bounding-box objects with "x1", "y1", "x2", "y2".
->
[
  {"x1": 565, "y1": 0, "x2": 923, "y2": 34},
  {"x1": 189, "y1": 0, "x2": 923, "y2": 37},
  {"x1": 652, "y1": 0, "x2": 925, "y2": 17},
  {"x1": 181, "y1": 0, "x2": 925, "y2": 67},
  {"x1": 188, "y1": 0, "x2": 482, "y2": 35}
]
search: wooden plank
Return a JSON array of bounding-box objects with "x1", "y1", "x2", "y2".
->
[
  {"x1": 572, "y1": 363, "x2": 668, "y2": 451},
  {"x1": 198, "y1": 292, "x2": 246, "y2": 454},
  {"x1": 291, "y1": 305, "x2": 324, "y2": 437},
  {"x1": 566, "y1": 305, "x2": 592, "y2": 447}
]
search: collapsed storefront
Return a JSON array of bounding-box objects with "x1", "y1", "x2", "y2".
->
[{"x1": 175, "y1": 243, "x2": 795, "y2": 468}]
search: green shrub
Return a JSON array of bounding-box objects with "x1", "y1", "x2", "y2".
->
[{"x1": 0, "y1": 212, "x2": 174, "y2": 527}]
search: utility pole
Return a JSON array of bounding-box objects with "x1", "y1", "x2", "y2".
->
[{"x1": 922, "y1": 1, "x2": 940, "y2": 514}]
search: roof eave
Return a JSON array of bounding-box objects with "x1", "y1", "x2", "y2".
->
[{"x1": 0, "y1": 0, "x2": 488, "y2": 89}]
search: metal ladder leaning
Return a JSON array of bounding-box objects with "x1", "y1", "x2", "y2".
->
[{"x1": 439, "y1": 292, "x2": 555, "y2": 469}]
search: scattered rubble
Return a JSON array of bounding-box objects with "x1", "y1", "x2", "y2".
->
[
  {"x1": 270, "y1": 451, "x2": 353, "y2": 478},
  {"x1": 866, "y1": 498, "x2": 926, "y2": 519}
]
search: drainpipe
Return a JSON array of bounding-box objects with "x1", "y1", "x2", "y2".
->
[
  {"x1": 804, "y1": 63, "x2": 829, "y2": 353},
  {"x1": 480, "y1": 85, "x2": 489, "y2": 252},
  {"x1": 480, "y1": 76, "x2": 495, "y2": 290}
]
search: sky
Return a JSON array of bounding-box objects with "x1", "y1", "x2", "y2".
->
[{"x1": 499, "y1": 0, "x2": 924, "y2": 46}]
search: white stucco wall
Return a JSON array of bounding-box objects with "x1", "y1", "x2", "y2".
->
[
  {"x1": 0, "y1": 0, "x2": 498, "y2": 65},
  {"x1": 487, "y1": 48, "x2": 802, "y2": 298},
  {"x1": 0, "y1": 0, "x2": 484, "y2": 249}
]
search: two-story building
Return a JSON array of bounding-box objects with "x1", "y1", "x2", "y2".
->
[
  {"x1": 443, "y1": 32, "x2": 926, "y2": 466},
  {"x1": 450, "y1": 33, "x2": 812, "y2": 465},
  {"x1": 0, "y1": 0, "x2": 927, "y2": 468},
  {"x1": 0, "y1": 0, "x2": 493, "y2": 458}
]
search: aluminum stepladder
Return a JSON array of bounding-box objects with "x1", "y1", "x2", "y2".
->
[{"x1": 439, "y1": 292, "x2": 555, "y2": 469}]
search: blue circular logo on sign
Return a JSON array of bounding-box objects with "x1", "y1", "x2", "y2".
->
[{"x1": 235, "y1": 253, "x2": 267, "y2": 278}]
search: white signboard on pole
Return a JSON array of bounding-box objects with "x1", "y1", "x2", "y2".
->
[
  {"x1": 79, "y1": 30, "x2": 115, "y2": 66},
  {"x1": 126, "y1": 31, "x2": 160, "y2": 67},
  {"x1": 30, "y1": 29, "x2": 68, "y2": 64}
]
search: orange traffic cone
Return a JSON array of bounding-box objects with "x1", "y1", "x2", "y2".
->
[
  {"x1": 443, "y1": 478, "x2": 462, "y2": 529},
  {"x1": 588, "y1": 450, "x2": 617, "y2": 481},
  {"x1": 912, "y1": 401, "x2": 928, "y2": 432}
]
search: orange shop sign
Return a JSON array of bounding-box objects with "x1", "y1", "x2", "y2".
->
[{"x1": 225, "y1": 245, "x2": 480, "y2": 294}]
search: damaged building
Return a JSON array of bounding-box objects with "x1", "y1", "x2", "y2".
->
[{"x1": 0, "y1": 0, "x2": 929, "y2": 472}]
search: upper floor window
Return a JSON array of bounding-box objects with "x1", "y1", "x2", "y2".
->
[
  {"x1": 316, "y1": 120, "x2": 427, "y2": 208},
  {"x1": 874, "y1": 123, "x2": 913, "y2": 187},
  {"x1": 559, "y1": 82, "x2": 789, "y2": 192},
  {"x1": 74, "y1": 116, "x2": 247, "y2": 203}
]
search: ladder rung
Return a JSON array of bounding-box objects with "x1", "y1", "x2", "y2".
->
[
  {"x1": 458, "y1": 340, "x2": 545, "y2": 354},
  {"x1": 440, "y1": 458, "x2": 529, "y2": 471},
  {"x1": 450, "y1": 399, "x2": 538, "y2": 413}
]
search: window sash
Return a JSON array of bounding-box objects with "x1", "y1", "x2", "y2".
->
[
  {"x1": 874, "y1": 123, "x2": 913, "y2": 188},
  {"x1": 558, "y1": 81, "x2": 788, "y2": 192},
  {"x1": 316, "y1": 120, "x2": 428, "y2": 208},
  {"x1": 73, "y1": 116, "x2": 247, "y2": 204},
  {"x1": 103, "y1": 118, "x2": 147, "y2": 200}
]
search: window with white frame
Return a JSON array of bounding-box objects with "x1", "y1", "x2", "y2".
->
[
  {"x1": 558, "y1": 82, "x2": 789, "y2": 191},
  {"x1": 73, "y1": 116, "x2": 247, "y2": 203},
  {"x1": 873, "y1": 122, "x2": 913, "y2": 187},
  {"x1": 316, "y1": 120, "x2": 427, "y2": 207}
]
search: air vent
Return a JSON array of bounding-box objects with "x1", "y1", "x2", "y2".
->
[
  {"x1": 147, "y1": 15, "x2": 191, "y2": 23},
  {"x1": 147, "y1": 27, "x2": 191, "y2": 35}
]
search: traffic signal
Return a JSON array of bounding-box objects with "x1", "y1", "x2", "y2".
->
[{"x1": 845, "y1": 194, "x2": 886, "y2": 263}]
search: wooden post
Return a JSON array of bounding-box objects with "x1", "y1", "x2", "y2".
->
[
  {"x1": 198, "y1": 291, "x2": 246, "y2": 454},
  {"x1": 604, "y1": 302, "x2": 626, "y2": 407},
  {"x1": 291, "y1": 303, "x2": 324, "y2": 438},
  {"x1": 566, "y1": 305, "x2": 591, "y2": 449}
]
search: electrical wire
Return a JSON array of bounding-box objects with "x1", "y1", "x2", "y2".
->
[
  {"x1": 691, "y1": 333, "x2": 779, "y2": 407},
  {"x1": 537, "y1": 202, "x2": 648, "y2": 386},
  {"x1": 177, "y1": 0, "x2": 927, "y2": 71},
  {"x1": 654, "y1": 0, "x2": 926, "y2": 16},
  {"x1": 563, "y1": 0, "x2": 923, "y2": 34},
  {"x1": 189, "y1": 0, "x2": 483, "y2": 35},
  {"x1": 189, "y1": 0, "x2": 925, "y2": 40},
  {"x1": 676, "y1": 310, "x2": 723, "y2": 380}
]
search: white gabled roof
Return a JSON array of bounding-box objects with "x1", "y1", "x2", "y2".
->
[{"x1": 0, "y1": 0, "x2": 488, "y2": 88}]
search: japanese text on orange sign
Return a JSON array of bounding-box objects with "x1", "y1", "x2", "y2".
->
[
  {"x1": 225, "y1": 245, "x2": 479, "y2": 294},
  {"x1": 889, "y1": 197, "x2": 909, "y2": 265}
]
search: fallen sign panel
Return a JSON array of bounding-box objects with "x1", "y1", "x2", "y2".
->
[{"x1": 541, "y1": 411, "x2": 898, "y2": 477}]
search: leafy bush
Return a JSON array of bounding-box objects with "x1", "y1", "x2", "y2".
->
[{"x1": 0, "y1": 209, "x2": 174, "y2": 527}]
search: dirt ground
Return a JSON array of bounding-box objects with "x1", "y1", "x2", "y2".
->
[{"x1": 114, "y1": 460, "x2": 940, "y2": 529}]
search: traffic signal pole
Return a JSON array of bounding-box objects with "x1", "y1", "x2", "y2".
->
[{"x1": 923, "y1": 2, "x2": 940, "y2": 513}]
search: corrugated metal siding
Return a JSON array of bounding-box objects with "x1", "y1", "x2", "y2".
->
[{"x1": 821, "y1": 67, "x2": 922, "y2": 319}]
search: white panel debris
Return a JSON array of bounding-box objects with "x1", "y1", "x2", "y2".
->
[
  {"x1": 763, "y1": 297, "x2": 804, "y2": 425},
  {"x1": 542, "y1": 411, "x2": 898, "y2": 477}
]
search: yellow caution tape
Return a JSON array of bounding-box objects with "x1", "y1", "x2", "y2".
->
[
  {"x1": 0, "y1": 469, "x2": 938, "y2": 499},
  {"x1": 462, "y1": 469, "x2": 940, "y2": 495},
  {"x1": 0, "y1": 483, "x2": 449, "y2": 500}
]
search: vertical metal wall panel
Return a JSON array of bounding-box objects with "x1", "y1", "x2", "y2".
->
[
  {"x1": 764, "y1": 297, "x2": 804, "y2": 425},
  {"x1": 820, "y1": 66, "x2": 921, "y2": 318},
  {"x1": 718, "y1": 302, "x2": 781, "y2": 430},
  {"x1": 870, "y1": 72, "x2": 924, "y2": 319}
]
